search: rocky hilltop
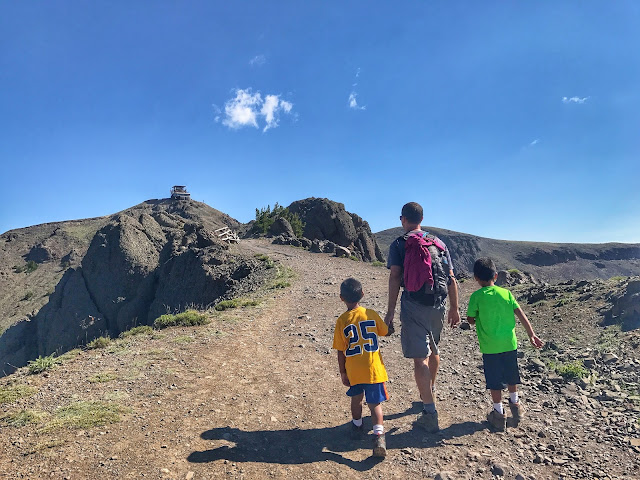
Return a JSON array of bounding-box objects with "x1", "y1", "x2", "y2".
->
[
  {"x1": 0, "y1": 199, "x2": 270, "y2": 374},
  {"x1": 376, "y1": 226, "x2": 640, "y2": 282},
  {"x1": 286, "y1": 198, "x2": 384, "y2": 262}
]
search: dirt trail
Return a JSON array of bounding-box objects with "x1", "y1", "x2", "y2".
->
[{"x1": 1, "y1": 239, "x2": 638, "y2": 479}]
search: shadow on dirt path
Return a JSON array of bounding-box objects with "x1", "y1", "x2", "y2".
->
[{"x1": 187, "y1": 404, "x2": 485, "y2": 471}]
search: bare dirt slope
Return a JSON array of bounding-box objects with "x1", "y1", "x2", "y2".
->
[{"x1": 1, "y1": 239, "x2": 638, "y2": 479}]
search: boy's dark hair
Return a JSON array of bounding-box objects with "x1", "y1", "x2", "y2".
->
[
  {"x1": 340, "y1": 277, "x2": 363, "y2": 304},
  {"x1": 474, "y1": 258, "x2": 497, "y2": 282},
  {"x1": 401, "y1": 202, "x2": 423, "y2": 224}
]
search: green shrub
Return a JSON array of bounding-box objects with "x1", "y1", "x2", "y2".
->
[
  {"x1": 556, "y1": 360, "x2": 588, "y2": 379},
  {"x1": 0, "y1": 385, "x2": 37, "y2": 404},
  {"x1": 153, "y1": 310, "x2": 209, "y2": 329},
  {"x1": 609, "y1": 276, "x2": 626, "y2": 282},
  {"x1": 27, "y1": 354, "x2": 59, "y2": 374},
  {"x1": 215, "y1": 299, "x2": 239, "y2": 311},
  {"x1": 371, "y1": 261, "x2": 385, "y2": 267},
  {"x1": 22, "y1": 291, "x2": 34, "y2": 301},
  {"x1": 25, "y1": 261, "x2": 38, "y2": 273},
  {"x1": 349, "y1": 256, "x2": 360, "y2": 262},
  {"x1": 255, "y1": 254, "x2": 275, "y2": 269},
  {"x1": 119, "y1": 326, "x2": 153, "y2": 338},
  {"x1": 508, "y1": 268, "x2": 521, "y2": 274},
  {"x1": 86, "y1": 336, "x2": 111, "y2": 350}
]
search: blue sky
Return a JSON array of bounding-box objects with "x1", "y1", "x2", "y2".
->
[{"x1": 1, "y1": 1, "x2": 639, "y2": 243}]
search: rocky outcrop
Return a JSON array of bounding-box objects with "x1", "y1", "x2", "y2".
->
[
  {"x1": 0, "y1": 203, "x2": 270, "y2": 375},
  {"x1": 287, "y1": 198, "x2": 384, "y2": 262},
  {"x1": 602, "y1": 278, "x2": 640, "y2": 331}
]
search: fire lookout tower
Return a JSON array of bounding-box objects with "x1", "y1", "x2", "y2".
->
[{"x1": 170, "y1": 185, "x2": 191, "y2": 201}]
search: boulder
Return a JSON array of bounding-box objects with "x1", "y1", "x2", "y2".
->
[
  {"x1": 269, "y1": 217, "x2": 295, "y2": 238},
  {"x1": 287, "y1": 198, "x2": 384, "y2": 262},
  {"x1": 335, "y1": 246, "x2": 351, "y2": 258}
]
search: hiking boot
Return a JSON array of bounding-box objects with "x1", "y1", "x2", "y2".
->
[
  {"x1": 372, "y1": 433, "x2": 386, "y2": 458},
  {"x1": 509, "y1": 400, "x2": 525, "y2": 427},
  {"x1": 350, "y1": 422, "x2": 364, "y2": 440},
  {"x1": 415, "y1": 410, "x2": 439, "y2": 433},
  {"x1": 487, "y1": 408, "x2": 507, "y2": 432}
]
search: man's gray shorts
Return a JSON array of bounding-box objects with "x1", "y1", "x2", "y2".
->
[{"x1": 400, "y1": 291, "x2": 446, "y2": 359}]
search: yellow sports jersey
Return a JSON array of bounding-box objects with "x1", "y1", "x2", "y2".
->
[{"x1": 333, "y1": 307, "x2": 388, "y2": 385}]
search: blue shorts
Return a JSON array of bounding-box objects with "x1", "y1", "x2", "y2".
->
[
  {"x1": 346, "y1": 382, "x2": 389, "y2": 404},
  {"x1": 482, "y1": 349, "x2": 521, "y2": 390}
]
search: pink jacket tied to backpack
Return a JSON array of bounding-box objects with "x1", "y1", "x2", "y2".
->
[{"x1": 403, "y1": 232, "x2": 446, "y2": 292}]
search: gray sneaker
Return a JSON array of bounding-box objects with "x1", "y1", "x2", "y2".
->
[
  {"x1": 372, "y1": 433, "x2": 387, "y2": 457},
  {"x1": 416, "y1": 410, "x2": 439, "y2": 432},
  {"x1": 509, "y1": 400, "x2": 525, "y2": 427},
  {"x1": 487, "y1": 409, "x2": 507, "y2": 432}
]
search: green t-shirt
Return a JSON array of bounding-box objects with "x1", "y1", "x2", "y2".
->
[{"x1": 467, "y1": 285, "x2": 520, "y2": 354}]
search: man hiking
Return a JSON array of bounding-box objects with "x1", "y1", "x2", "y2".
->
[{"x1": 384, "y1": 202, "x2": 461, "y2": 432}]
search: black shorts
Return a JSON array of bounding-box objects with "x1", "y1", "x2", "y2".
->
[{"x1": 482, "y1": 350, "x2": 521, "y2": 390}]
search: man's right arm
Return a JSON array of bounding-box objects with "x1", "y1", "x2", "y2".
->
[{"x1": 385, "y1": 265, "x2": 402, "y2": 326}]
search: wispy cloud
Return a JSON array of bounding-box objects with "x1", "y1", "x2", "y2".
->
[
  {"x1": 215, "y1": 88, "x2": 293, "y2": 132},
  {"x1": 529, "y1": 139, "x2": 539, "y2": 147},
  {"x1": 348, "y1": 92, "x2": 366, "y2": 110},
  {"x1": 348, "y1": 68, "x2": 366, "y2": 110},
  {"x1": 562, "y1": 96, "x2": 589, "y2": 104},
  {"x1": 249, "y1": 54, "x2": 266, "y2": 66}
]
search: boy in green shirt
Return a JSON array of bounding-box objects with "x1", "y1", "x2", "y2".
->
[{"x1": 466, "y1": 258, "x2": 544, "y2": 431}]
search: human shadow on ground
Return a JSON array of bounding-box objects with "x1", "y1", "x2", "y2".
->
[{"x1": 187, "y1": 402, "x2": 485, "y2": 471}]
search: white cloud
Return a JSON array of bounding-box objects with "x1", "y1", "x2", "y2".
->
[
  {"x1": 348, "y1": 92, "x2": 366, "y2": 110},
  {"x1": 562, "y1": 96, "x2": 589, "y2": 104},
  {"x1": 218, "y1": 88, "x2": 293, "y2": 132},
  {"x1": 355, "y1": 67, "x2": 361, "y2": 78},
  {"x1": 529, "y1": 139, "x2": 539, "y2": 146},
  {"x1": 249, "y1": 54, "x2": 266, "y2": 66}
]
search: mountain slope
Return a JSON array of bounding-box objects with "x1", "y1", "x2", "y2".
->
[{"x1": 375, "y1": 226, "x2": 640, "y2": 282}]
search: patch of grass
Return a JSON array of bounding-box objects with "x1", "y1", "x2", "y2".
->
[
  {"x1": 349, "y1": 255, "x2": 360, "y2": 261},
  {"x1": 42, "y1": 401, "x2": 130, "y2": 431},
  {"x1": 508, "y1": 268, "x2": 521, "y2": 274},
  {"x1": 25, "y1": 439, "x2": 66, "y2": 455},
  {"x1": 56, "y1": 349, "x2": 82, "y2": 364},
  {"x1": 0, "y1": 384, "x2": 37, "y2": 404},
  {"x1": 270, "y1": 265, "x2": 295, "y2": 289},
  {"x1": 25, "y1": 261, "x2": 38, "y2": 273},
  {"x1": 86, "y1": 336, "x2": 111, "y2": 350},
  {"x1": 595, "y1": 325, "x2": 621, "y2": 354},
  {"x1": 2, "y1": 409, "x2": 47, "y2": 427},
  {"x1": 371, "y1": 261, "x2": 385, "y2": 267},
  {"x1": 241, "y1": 299, "x2": 261, "y2": 307},
  {"x1": 88, "y1": 372, "x2": 118, "y2": 383},
  {"x1": 22, "y1": 291, "x2": 34, "y2": 301},
  {"x1": 215, "y1": 299, "x2": 239, "y2": 311},
  {"x1": 27, "y1": 354, "x2": 59, "y2": 374},
  {"x1": 119, "y1": 325, "x2": 153, "y2": 338},
  {"x1": 554, "y1": 297, "x2": 570, "y2": 307},
  {"x1": 255, "y1": 253, "x2": 275, "y2": 269},
  {"x1": 609, "y1": 276, "x2": 626, "y2": 282},
  {"x1": 153, "y1": 310, "x2": 209, "y2": 329},
  {"x1": 173, "y1": 335, "x2": 194, "y2": 344},
  {"x1": 555, "y1": 360, "x2": 589, "y2": 379}
]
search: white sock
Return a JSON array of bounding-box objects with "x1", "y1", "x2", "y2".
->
[
  {"x1": 352, "y1": 418, "x2": 363, "y2": 427},
  {"x1": 493, "y1": 403, "x2": 504, "y2": 414},
  {"x1": 509, "y1": 392, "x2": 519, "y2": 404},
  {"x1": 373, "y1": 424, "x2": 384, "y2": 435}
]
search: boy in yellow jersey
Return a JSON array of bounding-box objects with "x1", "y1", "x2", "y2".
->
[
  {"x1": 333, "y1": 277, "x2": 390, "y2": 458},
  {"x1": 466, "y1": 258, "x2": 544, "y2": 431}
]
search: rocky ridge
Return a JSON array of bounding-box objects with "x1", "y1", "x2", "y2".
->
[{"x1": 0, "y1": 200, "x2": 271, "y2": 375}]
